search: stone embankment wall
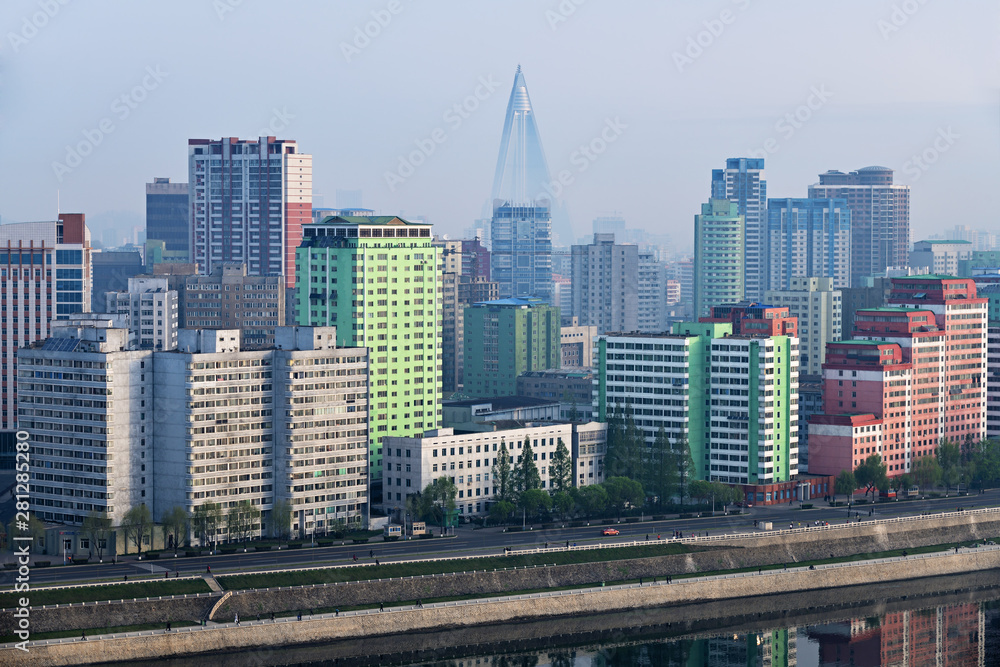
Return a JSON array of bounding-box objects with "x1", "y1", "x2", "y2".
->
[
  {"x1": 14, "y1": 548, "x2": 1000, "y2": 667},
  {"x1": 10, "y1": 510, "x2": 1000, "y2": 634}
]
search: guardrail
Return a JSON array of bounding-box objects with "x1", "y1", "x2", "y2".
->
[{"x1": 7, "y1": 542, "x2": 999, "y2": 651}]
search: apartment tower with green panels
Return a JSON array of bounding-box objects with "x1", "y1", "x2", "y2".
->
[
  {"x1": 594, "y1": 321, "x2": 798, "y2": 485},
  {"x1": 463, "y1": 297, "x2": 560, "y2": 398},
  {"x1": 294, "y1": 216, "x2": 441, "y2": 480}
]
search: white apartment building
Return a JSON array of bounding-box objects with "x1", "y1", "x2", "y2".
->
[
  {"x1": 638, "y1": 251, "x2": 667, "y2": 333},
  {"x1": 988, "y1": 325, "x2": 1000, "y2": 439},
  {"x1": 106, "y1": 276, "x2": 179, "y2": 351},
  {"x1": 382, "y1": 421, "x2": 606, "y2": 519},
  {"x1": 571, "y1": 234, "x2": 638, "y2": 333},
  {"x1": 19, "y1": 321, "x2": 150, "y2": 525},
  {"x1": 909, "y1": 239, "x2": 973, "y2": 276},
  {"x1": 765, "y1": 276, "x2": 842, "y2": 376},
  {"x1": 21, "y1": 324, "x2": 368, "y2": 540}
]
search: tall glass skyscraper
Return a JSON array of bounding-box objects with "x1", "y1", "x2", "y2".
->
[
  {"x1": 711, "y1": 158, "x2": 766, "y2": 301},
  {"x1": 490, "y1": 67, "x2": 553, "y2": 301}
]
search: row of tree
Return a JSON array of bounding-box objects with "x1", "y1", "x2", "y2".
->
[{"x1": 832, "y1": 438, "x2": 1000, "y2": 504}]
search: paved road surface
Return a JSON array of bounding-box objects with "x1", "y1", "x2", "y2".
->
[{"x1": 6, "y1": 490, "x2": 996, "y2": 587}]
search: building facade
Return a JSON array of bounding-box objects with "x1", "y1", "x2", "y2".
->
[
  {"x1": 570, "y1": 233, "x2": 638, "y2": 334},
  {"x1": 765, "y1": 198, "x2": 852, "y2": 291},
  {"x1": 711, "y1": 158, "x2": 766, "y2": 301},
  {"x1": 105, "y1": 276, "x2": 179, "y2": 351},
  {"x1": 807, "y1": 167, "x2": 910, "y2": 287},
  {"x1": 294, "y1": 215, "x2": 440, "y2": 480},
  {"x1": 595, "y1": 315, "x2": 799, "y2": 486},
  {"x1": 188, "y1": 137, "x2": 312, "y2": 289},
  {"x1": 91, "y1": 250, "x2": 145, "y2": 312},
  {"x1": 489, "y1": 68, "x2": 554, "y2": 301},
  {"x1": 809, "y1": 276, "x2": 987, "y2": 478},
  {"x1": 145, "y1": 177, "x2": 189, "y2": 264},
  {"x1": 765, "y1": 276, "x2": 843, "y2": 376},
  {"x1": 638, "y1": 251, "x2": 667, "y2": 333},
  {"x1": 909, "y1": 239, "x2": 973, "y2": 276},
  {"x1": 463, "y1": 297, "x2": 560, "y2": 398},
  {"x1": 516, "y1": 369, "x2": 595, "y2": 421},
  {"x1": 21, "y1": 325, "x2": 369, "y2": 535},
  {"x1": 382, "y1": 421, "x2": 606, "y2": 519},
  {"x1": 181, "y1": 264, "x2": 285, "y2": 350},
  {"x1": 0, "y1": 215, "x2": 92, "y2": 432},
  {"x1": 694, "y1": 199, "x2": 744, "y2": 318}
]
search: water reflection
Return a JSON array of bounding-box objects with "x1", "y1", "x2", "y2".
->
[{"x1": 407, "y1": 600, "x2": 998, "y2": 667}]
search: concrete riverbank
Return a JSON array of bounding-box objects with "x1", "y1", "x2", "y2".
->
[{"x1": 8, "y1": 544, "x2": 1000, "y2": 666}]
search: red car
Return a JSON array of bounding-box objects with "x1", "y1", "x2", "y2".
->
[{"x1": 602, "y1": 528, "x2": 619, "y2": 536}]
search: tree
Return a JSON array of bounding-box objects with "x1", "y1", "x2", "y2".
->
[
  {"x1": 688, "y1": 479, "x2": 712, "y2": 506},
  {"x1": 603, "y1": 476, "x2": 644, "y2": 519},
  {"x1": 271, "y1": 498, "x2": 293, "y2": 545},
  {"x1": 912, "y1": 454, "x2": 942, "y2": 491},
  {"x1": 835, "y1": 470, "x2": 857, "y2": 504},
  {"x1": 518, "y1": 489, "x2": 553, "y2": 520},
  {"x1": 937, "y1": 440, "x2": 963, "y2": 492},
  {"x1": 82, "y1": 511, "x2": 112, "y2": 562},
  {"x1": 854, "y1": 455, "x2": 887, "y2": 501},
  {"x1": 552, "y1": 490, "x2": 575, "y2": 520},
  {"x1": 577, "y1": 484, "x2": 608, "y2": 518},
  {"x1": 675, "y1": 434, "x2": 696, "y2": 504},
  {"x1": 162, "y1": 506, "x2": 189, "y2": 554},
  {"x1": 514, "y1": 437, "x2": 542, "y2": 493},
  {"x1": 227, "y1": 500, "x2": 261, "y2": 547},
  {"x1": 492, "y1": 440, "x2": 515, "y2": 503},
  {"x1": 192, "y1": 502, "x2": 223, "y2": 550},
  {"x1": 121, "y1": 504, "x2": 152, "y2": 556},
  {"x1": 645, "y1": 426, "x2": 679, "y2": 509},
  {"x1": 549, "y1": 438, "x2": 573, "y2": 493},
  {"x1": 489, "y1": 500, "x2": 515, "y2": 526},
  {"x1": 423, "y1": 476, "x2": 457, "y2": 534}
]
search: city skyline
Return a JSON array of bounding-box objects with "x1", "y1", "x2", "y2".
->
[{"x1": 0, "y1": 1, "x2": 997, "y2": 252}]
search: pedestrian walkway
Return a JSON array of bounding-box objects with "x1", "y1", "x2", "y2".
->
[{"x1": 202, "y1": 573, "x2": 223, "y2": 593}]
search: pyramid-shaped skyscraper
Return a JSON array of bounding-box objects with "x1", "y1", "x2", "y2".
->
[{"x1": 490, "y1": 67, "x2": 553, "y2": 301}]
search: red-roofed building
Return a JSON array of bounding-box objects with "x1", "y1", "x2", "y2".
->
[{"x1": 808, "y1": 276, "x2": 987, "y2": 478}]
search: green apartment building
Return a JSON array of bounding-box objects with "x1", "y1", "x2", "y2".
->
[
  {"x1": 295, "y1": 216, "x2": 441, "y2": 480},
  {"x1": 694, "y1": 198, "x2": 744, "y2": 317},
  {"x1": 595, "y1": 320, "x2": 798, "y2": 485},
  {"x1": 463, "y1": 297, "x2": 560, "y2": 397}
]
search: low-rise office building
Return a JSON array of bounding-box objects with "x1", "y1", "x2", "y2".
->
[{"x1": 382, "y1": 420, "x2": 606, "y2": 519}]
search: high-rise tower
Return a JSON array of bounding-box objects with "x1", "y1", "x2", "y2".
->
[
  {"x1": 188, "y1": 137, "x2": 312, "y2": 289},
  {"x1": 490, "y1": 67, "x2": 553, "y2": 301},
  {"x1": 712, "y1": 158, "x2": 766, "y2": 301},
  {"x1": 808, "y1": 166, "x2": 910, "y2": 287}
]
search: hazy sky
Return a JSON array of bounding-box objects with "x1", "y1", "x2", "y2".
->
[{"x1": 1, "y1": 0, "x2": 997, "y2": 252}]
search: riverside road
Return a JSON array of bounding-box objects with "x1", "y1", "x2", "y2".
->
[{"x1": 8, "y1": 491, "x2": 998, "y2": 586}]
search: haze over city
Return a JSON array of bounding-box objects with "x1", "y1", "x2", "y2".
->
[{"x1": 1, "y1": 0, "x2": 998, "y2": 250}]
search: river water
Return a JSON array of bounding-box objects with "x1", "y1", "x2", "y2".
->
[{"x1": 391, "y1": 596, "x2": 1000, "y2": 667}]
